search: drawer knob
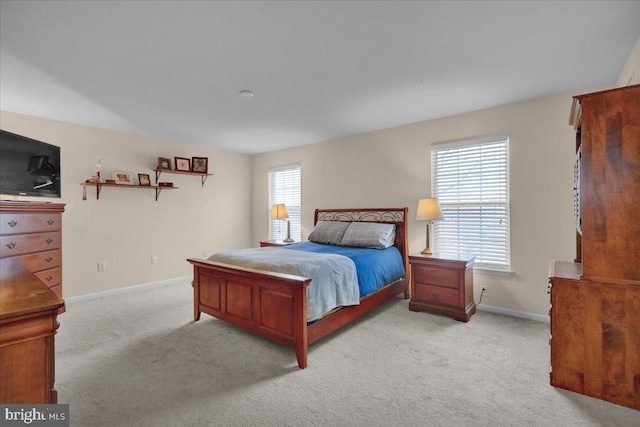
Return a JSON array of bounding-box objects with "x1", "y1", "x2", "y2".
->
[
  {"x1": 432, "y1": 292, "x2": 440, "y2": 298},
  {"x1": 47, "y1": 219, "x2": 55, "y2": 225},
  {"x1": 46, "y1": 256, "x2": 54, "y2": 263},
  {"x1": 6, "y1": 242, "x2": 16, "y2": 249},
  {"x1": 46, "y1": 275, "x2": 54, "y2": 281},
  {"x1": 431, "y1": 274, "x2": 442, "y2": 280},
  {"x1": 46, "y1": 238, "x2": 54, "y2": 244},
  {"x1": 8, "y1": 220, "x2": 18, "y2": 227}
]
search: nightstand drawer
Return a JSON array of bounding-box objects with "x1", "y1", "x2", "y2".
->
[
  {"x1": 414, "y1": 283, "x2": 459, "y2": 307},
  {"x1": 259, "y1": 240, "x2": 299, "y2": 247},
  {"x1": 413, "y1": 265, "x2": 459, "y2": 289}
]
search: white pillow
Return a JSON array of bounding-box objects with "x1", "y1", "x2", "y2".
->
[
  {"x1": 308, "y1": 221, "x2": 351, "y2": 245},
  {"x1": 339, "y1": 222, "x2": 396, "y2": 249}
]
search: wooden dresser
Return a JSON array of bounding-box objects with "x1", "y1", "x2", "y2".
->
[
  {"x1": 408, "y1": 253, "x2": 475, "y2": 322},
  {"x1": 0, "y1": 202, "x2": 65, "y2": 298},
  {"x1": 0, "y1": 201, "x2": 66, "y2": 403},
  {"x1": 0, "y1": 256, "x2": 65, "y2": 403},
  {"x1": 549, "y1": 85, "x2": 640, "y2": 410}
]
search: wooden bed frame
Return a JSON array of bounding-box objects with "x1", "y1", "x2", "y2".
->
[{"x1": 187, "y1": 207, "x2": 409, "y2": 368}]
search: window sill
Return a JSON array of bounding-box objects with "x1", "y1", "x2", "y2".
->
[{"x1": 474, "y1": 267, "x2": 513, "y2": 277}]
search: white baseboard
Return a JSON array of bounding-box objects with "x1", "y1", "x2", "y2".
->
[
  {"x1": 65, "y1": 278, "x2": 550, "y2": 324},
  {"x1": 65, "y1": 275, "x2": 191, "y2": 304},
  {"x1": 477, "y1": 304, "x2": 550, "y2": 323}
]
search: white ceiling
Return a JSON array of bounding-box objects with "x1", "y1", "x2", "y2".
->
[{"x1": 1, "y1": 1, "x2": 639, "y2": 154}]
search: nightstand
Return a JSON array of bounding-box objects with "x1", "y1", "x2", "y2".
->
[
  {"x1": 259, "y1": 240, "x2": 299, "y2": 247},
  {"x1": 408, "y1": 253, "x2": 476, "y2": 322}
]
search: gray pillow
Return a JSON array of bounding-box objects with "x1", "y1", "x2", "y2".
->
[
  {"x1": 308, "y1": 221, "x2": 350, "y2": 245},
  {"x1": 340, "y1": 222, "x2": 396, "y2": 249}
]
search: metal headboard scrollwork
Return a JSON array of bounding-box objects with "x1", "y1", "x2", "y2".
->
[
  {"x1": 313, "y1": 208, "x2": 409, "y2": 274},
  {"x1": 316, "y1": 210, "x2": 405, "y2": 223}
]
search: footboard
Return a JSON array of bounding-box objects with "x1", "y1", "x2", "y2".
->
[{"x1": 187, "y1": 258, "x2": 312, "y2": 368}]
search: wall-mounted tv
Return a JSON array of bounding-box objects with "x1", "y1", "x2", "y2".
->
[{"x1": 0, "y1": 130, "x2": 61, "y2": 198}]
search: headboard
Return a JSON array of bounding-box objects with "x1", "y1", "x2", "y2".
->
[{"x1": 313, "y1": 207, "x2": 409, "y2": 273}]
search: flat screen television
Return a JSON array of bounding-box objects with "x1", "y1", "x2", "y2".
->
[{"x1": 0, "y1": 130, "x2": 61, "y2": 198}]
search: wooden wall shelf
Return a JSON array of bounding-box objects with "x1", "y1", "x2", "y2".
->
[
  {"x1": 82, "y1": 181, "x2": 178, "y2": 201},
  {"x1": 154, "y1": 169, "x2": 213, "y2": 187}
]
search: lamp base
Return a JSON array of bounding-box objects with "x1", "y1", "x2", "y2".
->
[
  {"x1": 283, "y1": 219, "x2": 294, "y2": 243},
  {"x1": 422, "y1": 222, "x2": 433, "y2": 255}
]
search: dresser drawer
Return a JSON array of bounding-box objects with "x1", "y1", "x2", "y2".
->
[
  {"x1": 0, "y1": 232, "x2": 61, "y2": 257},
  {"x1": 9, "y1": 249, "x2": 62, "y2": 272},
  {"x1": 34, "y1": 268, "x2": 62, "y2": 288},
  {"x1": 49, "y1": 284, "x2": 62, "y2": 297},
  {"x1": 0, "y1": 213, "x2": 62, "y2": 235},
  {"x1": 413, "y1": 265, "x2": 459, "y2": 289},
  {"x1": 414, "y1": 283, "x2": 459, "y2": 307}
]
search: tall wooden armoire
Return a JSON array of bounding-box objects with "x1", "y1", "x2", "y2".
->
[{"x1": 549, "y1": 84, "x2": 640, "y2": 410}]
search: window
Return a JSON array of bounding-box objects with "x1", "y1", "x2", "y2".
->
[
  {"x1": 431, "y1": 136, "x2": 510, "y2": 273},
  {"x1": 269, "y1": 165, "x2": 301, "y2": 241}
]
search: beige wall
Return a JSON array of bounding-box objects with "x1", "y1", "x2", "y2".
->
[
  {"x1": 251, "y1": 90, "x2": 595, "y2": 317},
  {"x1": 617, "y1": 36, "x2": 640, "y2": 87},
  {"x1": 1, "y1": 111, "x2": 252, "y2": 298},
  {"x1": 4, "y1": 36, "x2": 636, "y2": 312}
]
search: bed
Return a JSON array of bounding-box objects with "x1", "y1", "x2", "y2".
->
[{"x1": 187, "y1": 207, "x2": 409, "y2": 368}]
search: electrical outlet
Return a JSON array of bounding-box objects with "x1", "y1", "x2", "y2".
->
[
  {"x1": 97, "y1": 262, "x2": 106, "y2": 272},
  {"x1": 151, "y1": 256, "x2": 158, "y2": 264},
  {"x1": 203, "y1": 250, "x2": 209, "y2": 258}
]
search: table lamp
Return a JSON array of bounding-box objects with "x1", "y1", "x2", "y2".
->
[
  {"x1": 416, "y1": 198, "x2": 444, "y2": 254},
  {"x1": 271, "y1": 203, "x2": 294, "y2": 242}
]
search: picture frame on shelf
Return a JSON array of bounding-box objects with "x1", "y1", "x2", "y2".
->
[
  {"x1": 175, "y1": 157, "x2": 190, "y2": 171},
  {"x1": 158, "y1": 157, "x2": 172, "y2": 170},
  {"x1": 138, "y1": 173, "x2": 151, "y2": 186},
  {"x1": 192, "y1": 157, "x2": 208, "y2": 174},
  {"x1": 112, "y1": 171, "x2": 134, "y2": 185}
]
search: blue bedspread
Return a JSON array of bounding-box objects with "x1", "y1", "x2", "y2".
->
[{"x1": 282, "y1": 242, "x2": 405, "y2": 297}]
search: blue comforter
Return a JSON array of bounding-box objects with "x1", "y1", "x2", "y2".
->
[{"x1": 283, "y1": 241, "x2": 405, "y2": 297}]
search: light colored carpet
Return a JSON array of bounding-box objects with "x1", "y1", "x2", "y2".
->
[{"x1": 56, "y1": 282, "x2": 640, "y2": 426}]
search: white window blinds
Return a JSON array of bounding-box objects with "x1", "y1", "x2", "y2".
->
[
  {"x1": 431, "y1": 137, "x2": 511, "y2": 272},
  {"x1": 269, "y1": 165, "x2": 301, "y2": 241}
]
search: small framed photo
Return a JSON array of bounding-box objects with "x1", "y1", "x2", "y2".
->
[
  {"x1": 138, "y1": 173, "x2": 151, "y2": 186},
  {"x1": 112, "y1": 171, "x2": 134, "y2": 185},
  {"x1": 192, "y1": 157, "x2": 208, "y2": 174},
  {"x1": 175, "y1": 157, "x2": 190, "y2": 171},
  {"x1": 158, "y1": 157, "x2": 172, "y2": 170}
]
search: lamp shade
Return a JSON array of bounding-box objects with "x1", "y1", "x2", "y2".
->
[
  {"x1": 271, "y1": 203, "x2": 289, "y2": 220},
  {"x1": 416, "y1": 198, "x2": 444, "y2": 221}
]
